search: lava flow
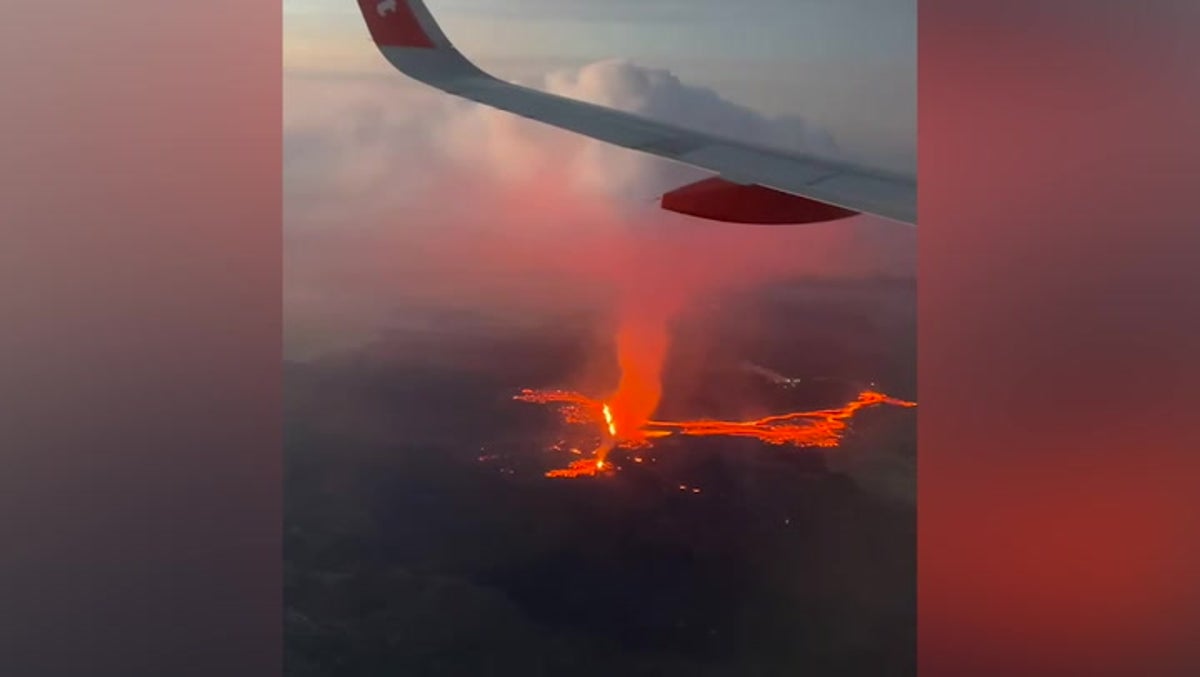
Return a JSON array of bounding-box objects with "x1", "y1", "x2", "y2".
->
[{"x1": 514, "y1": 387, "x2": 917, "y2": 478}]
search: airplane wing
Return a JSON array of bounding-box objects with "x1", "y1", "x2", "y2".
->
[{"x1": 353, "y1": 0, "x2": 916, "y2": 225}]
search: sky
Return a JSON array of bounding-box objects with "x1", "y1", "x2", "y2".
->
[{"x1": 283, "y1": 0, "x2": 917, "y2": 359}]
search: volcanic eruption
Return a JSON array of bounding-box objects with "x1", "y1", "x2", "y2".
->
[{"x1": 515, "y1": 298, "x2": 917, "y2": 478}]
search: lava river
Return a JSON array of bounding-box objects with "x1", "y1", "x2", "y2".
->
[{"x1": 514, "y1": 387, "x2": 917, "y2": 478}]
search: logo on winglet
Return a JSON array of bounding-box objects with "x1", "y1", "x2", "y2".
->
[
  {"x1": 362, "y1": 0, "x2": 435, "y2": 48},
  {"x1": 376, "y1": 0, "x2": 397, "y2": 17}
]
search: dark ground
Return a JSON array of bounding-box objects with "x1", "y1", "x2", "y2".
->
[{"x1": 284, "y1": 278, "x2": 917, "y2": 676}]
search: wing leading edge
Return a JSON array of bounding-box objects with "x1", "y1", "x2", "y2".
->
[{"x1": 353, "y1": 0, "x2": 916, "y2": 225}]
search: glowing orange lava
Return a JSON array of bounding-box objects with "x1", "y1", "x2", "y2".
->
[
  {"x1": 544, "y1": 449, "x2": 613, "y2": 479},
  {"x1": 644, "y1": 390, "x2": 917, "y2": 447},
  {"x1": 602, "y1": 404, "x2": 616, "y2": 437},
  {"x1": 515, "y1": 387, "x2": 916, "y2": 478}
]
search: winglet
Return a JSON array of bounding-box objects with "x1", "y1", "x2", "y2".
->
[
  {"x1": 354, "y1": 0, "x2": 490, "y2": 89},
  {"x1": 355, "y1": 0, "x2": 437, "y2": 49}
]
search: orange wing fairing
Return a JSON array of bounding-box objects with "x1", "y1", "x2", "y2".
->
[{"x1": 661, "y1": 177, "x2": 860, "y2": 225}]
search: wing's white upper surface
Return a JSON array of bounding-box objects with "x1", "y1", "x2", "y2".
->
[{"x1": 358, "y1": 0, "x2": 916, "y2": 225}]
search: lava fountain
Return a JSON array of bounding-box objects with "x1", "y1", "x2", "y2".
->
[{"x1": 605, "y1": 311, "x2": 669, "y2": 445}]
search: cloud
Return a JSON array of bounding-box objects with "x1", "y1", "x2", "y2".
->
[
  {"x1": 283, "y1": 60, "x2": 915, "y2": 358},
  {"x1": 434, "y1": 59, "x2": 843, "y2": 203},
  {"x1": 547, "y1": 59, "x2": 839, "y2": 154}
]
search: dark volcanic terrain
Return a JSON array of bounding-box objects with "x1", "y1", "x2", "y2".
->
[{"x1": 284, "y1": 278, "x2": 916, "y2": 676}]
